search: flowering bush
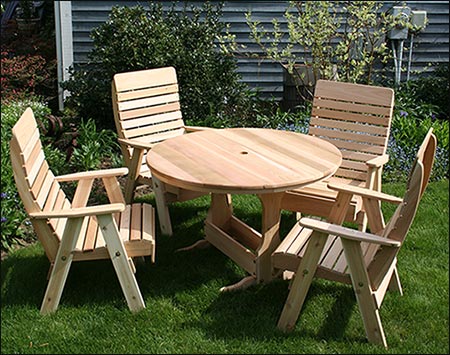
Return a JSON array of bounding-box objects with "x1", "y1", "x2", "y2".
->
[{"x1": 1, "y1": 50, "x2": 52, "y2": 101}]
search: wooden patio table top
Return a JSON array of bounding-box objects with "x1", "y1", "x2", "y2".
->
[
  {"x1": 146, "y1": 128, "x2": 342, "y2": 194},
  {"x1": 146, "y1": 128, "x2": 342, "y2": 291}
]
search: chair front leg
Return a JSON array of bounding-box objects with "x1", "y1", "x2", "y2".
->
[
  {"x1": 41, "y1": 217, "x2": 83, "y2": 314},
  {"x1": 97, "y1": 214, "x2": 145, "y2": 313},
  {"x1": 277, "y1": 230, "x2": 329, "y2": 332},
  {"x1": 341, "y1": 238, "x2": 387, "y2": 348}
]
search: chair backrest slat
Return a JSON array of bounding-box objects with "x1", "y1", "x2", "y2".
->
[
  {"x1": 10, "y1": 108, "x2": 69, "y2": 260},
  {"x1": 112, "y1": 67, "x2": 186, "y2": 157},
  {"x1": 309, "y1": 80, "x2": 394, "y2": 184}
]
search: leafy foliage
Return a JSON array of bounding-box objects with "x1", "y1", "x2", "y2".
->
[
  {"x1": 247, "y1": 1, "x2": 402, "y2": 100},
  {"x1": 61, "y1": 2, "x2": 252, "y2": 130}
]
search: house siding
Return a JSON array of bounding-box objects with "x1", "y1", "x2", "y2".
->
[{"x1": 59, "y1": 0, "x2": 449, "y2": 100}]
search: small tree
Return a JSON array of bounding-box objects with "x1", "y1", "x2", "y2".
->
[{"x1": 247, "y1": 1, "x2": 401, "y2": 101}]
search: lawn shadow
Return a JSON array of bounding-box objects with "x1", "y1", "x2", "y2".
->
[{"x1": 190, "y1": 278, "x2": 359, "y2": 344}]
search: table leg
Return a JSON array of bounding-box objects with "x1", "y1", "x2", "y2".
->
[
  {"x1": 220, "y1": 192, "x2": 284, "y2": 292},
  {"x1": 255, "y1": 192, "x2": 284, "y2": 284},
  {"x1": 176, "y1": 193, "x2": 232, "y2": 252}
]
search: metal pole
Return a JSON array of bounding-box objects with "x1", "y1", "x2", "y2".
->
[{"x1": 407, "y1": 34, "x2": 414, "y2": 81}]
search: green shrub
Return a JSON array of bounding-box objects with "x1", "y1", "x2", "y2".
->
[
  {"x1": 396, "y1": 63, "x2": 449, "y2": 121},
  {"x1": 61, "y1": 2, "x2": 252, "y2": 130}
]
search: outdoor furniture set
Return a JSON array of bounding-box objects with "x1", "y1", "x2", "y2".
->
[{"x1": 10, "y1": 66, "x2": 436, "y2": 349}]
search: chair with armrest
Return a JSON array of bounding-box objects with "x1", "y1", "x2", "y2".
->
[
  {"x1": 272, "y1": 128, "x2": 436, "y2": 348},
  {"x1": 10, "y1": 107, "x2": 156, "y2": 314},
  {"x1": 281, "y1": 79, "x2": 395, "y2": 231},
  {"x1": 112, "y1": 66, "x2": 209, "y2": 236}
]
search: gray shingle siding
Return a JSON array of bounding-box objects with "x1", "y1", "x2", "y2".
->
[{"x1": 62, "y1": 1, "x2": 449, "y2": 100}]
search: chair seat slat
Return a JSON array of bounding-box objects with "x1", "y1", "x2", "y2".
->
[{"x1": 130, "y1": 204, "x2": 142, "y2": 241}]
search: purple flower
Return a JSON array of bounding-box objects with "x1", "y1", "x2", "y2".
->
[
  {"x1": 400, "y1": 111, "x2": 408, "y2": 117},
  {"x1": 0, "y1": 192, "x2": 7, "y2": 199},
  {"x1": 1, "y1": 217, "x2": 7, "y2": 223}
]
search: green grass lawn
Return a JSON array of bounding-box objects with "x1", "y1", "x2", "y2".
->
[{"x1": 1, "y1": 180, "x2": 448, "y2": 354}]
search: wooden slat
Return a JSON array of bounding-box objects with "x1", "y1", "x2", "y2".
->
[
  {"x1": 142, "y1": 203, "x2": 155, "y2": 262},
  {"x1": 340, "y1": 150, "x2": 379, "y2": 162},
  {"x1": 314, "y1": 80, "x2": 394, "y2": 107},
  {"x1": 229, "y1": 215, "x2": 261, "y2": 251},
  {"x1": 82, "y1": 216, "x2": 99, "y2": 252},
  {"x1": 205, "y1": 221, "x2": 256, "y2": 275},
  {"x1": 119, "y1": 204, "x2": 131, "y2": 241},
  {"x1": 22, "y1": 132, "x2": 42, "y2": 167},
  {"x1": 128, "y1": 127, "x2": 185, "y2": 144},
  {"x1": 311, "y1": 107, "x2": 391, "y2": 126},
  {"x1": 130, "y1": 203, "x2": 141, "y2": 241},
  {"x1": 313, "y1": 97, "x2": 393, "y2": 117},
  {"x1": 125, "y1": 117, "x2": 184, "y2": 138},
  {"x1": 43, "y1": 180, "x2": 61, "y2": 212},
  {"x1": 340, "y1": 159, "x2": 370, "y2": 172},
  {"x1": 75, "y1": 216, "x2": 90, "y2": 251},
  {"x1": 126, "y1": 111, "x2": 184, "y2": 139},
  {"x1": 319, "y1": 136, "x2": 386, "y2": 155},
  {"x1": 12, "y1": 109, "x2": 40, "y2": 152},
  {"x1": 310, "y1": 117, "x2": 390, "y2": 136},
  {"x1": 334, "y1": 168, "x2": 368, "y2": 181},
  {"x1": 26, "y1": 150, "x2": 46, "y2": 187},
  {"x1": 118, "y1": 93, "x2": 180, "y2": 112},
  {"x1": 117, "y1": 83, "x2": 178, "y2": 101},
  {"x1": 114, "y1": 67, "x2": 177, "y2": 92},
  {"x1": 35, "y1": 170, "x2": 54, "y2": 208},
  {"x1": 30, "y1": 160, "x2": 50, "y2": 200},
  {"x1": 319, "y1": 235, "x2": 344, "y2": 270},
  {"x1": 120, "y1": 103, "x2": 181, "y2": 128},
  {"x1": 142, "y1": 204, "x2": 154, "y2": 243},
  {"x1": 308, "y1": 126, "x2": 388, "y2": 146}
]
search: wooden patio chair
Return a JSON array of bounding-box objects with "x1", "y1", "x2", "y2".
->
[
  {"x1": 281, "y1": 79, "x2": 395, "y2": 231},
  {"x1": 112, "y1": 66, "x2": 208, "y2": 236},
  {"x1": 272, "y1": 128, "x2": 436, "y2": 348},
  {"x1": 10, "y1": 107, "x2": 156, "y2": 314}
]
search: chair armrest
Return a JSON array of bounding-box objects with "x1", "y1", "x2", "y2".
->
[
  {"x1": 118, "y1": 137, "x2": 156, "y2": 150},
  {"x1": 327, "y1": 182, "x2": 403, "y2": 204},
  {"x1": 29, "y1": 203, "x2": 126, "y2": 219},
  {"x1": 366, "y1": 154, "x2": 389, "y2": 168},
  {"x1": 184, "y1": 125, "x2": 215, "y2": 132},
  {"x1": 299, "y1": 217, "x2": 401, "y2": 247},
  {"x1": 56, "y1": 168, "x2": 129, "y2": 182}
]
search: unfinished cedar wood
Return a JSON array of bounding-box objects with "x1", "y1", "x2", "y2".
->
[
  {"x1": 281, "y1": 79, "x2": 395, "y2": 230},
  {"x1": 112, "y1": 66, "x2": 207, "y2": 236},
  {"x1": 146, "y1": 128, "x2": 342, "y2": 291},
  {"x1": 273, "y1": 128, "x2": 436, "y2": 348},
  {"x1": 10, "y1": 108, "x2": 156, "y2": 314}
]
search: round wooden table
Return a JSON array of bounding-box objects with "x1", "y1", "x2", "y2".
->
[{"x1": 147, "y1": 128, "x2": 342, "y2": 290}]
